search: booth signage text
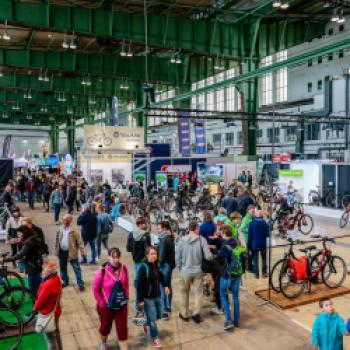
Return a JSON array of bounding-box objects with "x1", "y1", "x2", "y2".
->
[
  {"x1": 279, "y1": 169, "x2": 304, "y2": 177},
  {"x1": 160, "y1": 164, "x2": 192, "y2": 173}
]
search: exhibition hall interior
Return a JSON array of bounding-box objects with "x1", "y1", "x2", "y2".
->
[{"x1": 2, "y1": 0, "x2": 350, "y2": 349}]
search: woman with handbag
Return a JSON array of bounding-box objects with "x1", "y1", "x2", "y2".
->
[
  {"x1": 93, "y1": 247, "x2": 129, "y2": 350},
  {"x1": 34, "y1": 260, "x2": 62, "y2": 348}
]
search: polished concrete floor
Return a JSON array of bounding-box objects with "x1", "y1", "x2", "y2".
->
[{"x1": 3, "y1": 203, "x2": 350, "y2": 349}]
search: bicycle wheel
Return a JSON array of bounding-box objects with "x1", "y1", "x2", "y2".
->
[
  {"x1": 269, "y1": 259, "x2": 286, "y2": 293},
  {"x1": 322, "y1": 255, "x2": 347, "y2": 289},
  {"x1": 297, "y1": 214, "x2": 313, "y2": 235},
  {"x1": 326, "y1": 193, "x2": 336, "y2": 208},
  {"x1": 341, "y1": 195, "x2": 350, "y2": 209},
  {"x1": 0, "y1": 307, "x2": 23, "y2": 350},
  {"x1": 0, "y1": 270, "x2": 25, "y2": 295},
  {"x1": 339, "y1": 211, "x2": 349, "y2": 229},
  {"x1": 279, "y1": 265, "x2": 305, "y2": 299},
  {"x1": 103, "y1": 137, "x2": 112, "y2": 146},
  {"x1": 0, "y1": 287, "x2": 35, "y2": 326}
]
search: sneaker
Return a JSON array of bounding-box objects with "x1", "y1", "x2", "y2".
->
[
  {"x1": 162, "y1": 313, "x2": 169, "y2": 320},
  {"x1": 79, "y1": 285, "x2": 85, "y2": 292},
  {"x1": 179, "y1": 313, "x2": 189, "y2": 322},
  {"x1": 152, "y1": 338, "x2": 162, "y2": 348},
  {"x1": 224, "y1": 321, "x2": 234, "y2": 331},
  {"x1": 99, "y1": 343, "x2": 110, "y2": 350},
  {"x1": 210, "y1": 307, "x2": 224, "y2": 315},
  {"x1": 192, "y1": 314, "x2": 201, "y2": 324},
  {"x1": 262, "y1": 273, "x2": 268, "y2": 278}
]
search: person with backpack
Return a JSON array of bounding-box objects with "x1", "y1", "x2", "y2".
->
[
  {"x1": 248, "y1": 210, "x2": 270, "y2": 279},
  {"x1": 216, "y1": 226, "x2": 245, "y2": 330},
  {"x1": 96, "y1": 203, "x2": 113, "y2": 261},
  {"x1": 21, "y1": 217, "x2": 49, "y2": 257},
  {"x1": 93, "y1": 247, "x2": 129, "y2": 350},
  {"x1": 137, "y1": 246, "x2": 169, "y2": 348},
  {"x1": 157, "y1": 221, "x2": 175, "y2": 319},
  {"x1": 126, "y1": 217, "x2": 151, "y2": 320}
]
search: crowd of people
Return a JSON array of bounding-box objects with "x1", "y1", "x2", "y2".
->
[{"x1": 0, "y1": 170, "x2": 348, "y2": 350}]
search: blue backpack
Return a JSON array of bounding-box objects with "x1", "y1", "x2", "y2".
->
[{"x1": 102, "y1": 265, "x2": 128, "y2": 311}]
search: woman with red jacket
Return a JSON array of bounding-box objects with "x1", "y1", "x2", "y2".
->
[
  {"x1": 34, "y1": 260, "x2": 62, "y2": 333},
  {"x1": 93, "y1": 247, "x2": 129, "y2": 350}
]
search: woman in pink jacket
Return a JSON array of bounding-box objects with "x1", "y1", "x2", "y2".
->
[{"x1": 93, "y1": 247, "x2": 129, "y2": 350}]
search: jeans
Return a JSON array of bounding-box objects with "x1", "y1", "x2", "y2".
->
[
  {"x1": 220, "y1": 276, "x2": 240, "y2": 326},
  {"x1": 28, "y1": 191, "x2": 35, "y2": 208},
  {"x1": 81, "y1": 239, "x2": 96, "y2": 264},
  {"x1": 253, "y1": 248, "x2": 267, "y2": 277},
  {"x1": 144, "y1": 297, "x2": 162, "y2": 339},
  {"x1": 28, "y1": 273, "x2": 41, "y2": 298},
  {"x1": 134, "y1": 262, "x2": 142, "y2": 312},
  {"x1": 59, "y1": 250, "x2": 84, "y2": 288},
  {"x1": 104, "y1": 199, "x2": 111, "y2": 213},
  {"x1": 53, "y1": 204, "x2": 61, "y2": 222},
  {"x1": 96, "y1": 234, "x2": 109, "y2": 258},
  {"x1": 160, "y1": 263, "x2": 173, "y2": 311}
]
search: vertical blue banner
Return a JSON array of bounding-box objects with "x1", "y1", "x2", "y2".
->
[
  {"x1": 178, "y1": 113, "x2": 191, "y2": 157},
  {"x1": 105, "y1": 100, "x2": 111, "y2": 126},
  {"x1": 2, "y1": 135, "x2": 12, "y2": 158},
  {"x1": 194, "y1": 119, "x2": 206, "y2": 154},
  {"x1": 112, "y1": 96, "x2": 119, "y2": 126}
]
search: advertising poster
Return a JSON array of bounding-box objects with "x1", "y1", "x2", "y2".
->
[
  {"x1": 134, "y1": 171, "x2": 146, "y2": 184},
  {"x1": 278, "y1": 169, "x2": 304, "y2": 201},
  {"x1": 91, "y1": 169, "x2": 103, "y2": 182},
  {"x1": 155, "y1": 171, "x2": 168, "y2": 190},
  {"x1": 178, "y1": 113, "x2": 191, "y2": 156},
  {"x1": 194, "y1": 119, "x2": 206, "y2": 154},
  {"x1": 197, "y1": 164, "x2": 224, "y2": 183},
  {"x1": 111, "y1": 168, "x2": 125, "y2": 183}
]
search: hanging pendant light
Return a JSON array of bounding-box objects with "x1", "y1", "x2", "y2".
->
[
  {"x1": 69, "y1": 31, "x2": 77, "y2": 49},
  {"x1": 62, "y1": 33, "x2": 69, "y2": 49}
]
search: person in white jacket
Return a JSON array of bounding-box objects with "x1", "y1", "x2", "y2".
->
[{"x1": 6, "y1": 207, "x2": 23, "y2": 267}]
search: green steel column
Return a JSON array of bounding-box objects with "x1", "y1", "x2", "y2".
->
[
  {"x1": 136, "y1": 83, "x2": 147, "y2": 142},
  {"x1": 50, "y1": 125, "x2": 59, "y2": 153},
  {"x1": 67, "y1": 118, "x2": 75, "y2": 157}
]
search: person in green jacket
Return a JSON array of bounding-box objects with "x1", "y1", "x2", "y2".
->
[
  {"x1": 213, "y1": 208, "x2": 229, "y2": 226},
  {"x1": 238, "y1": 204, "x2": 255, "y2": 245},
  {"x1": 312, "y1": 298, "x2": 350, "y2": 350},
  {"x1": 227, "y1": 211, "x2": 241, "y2": 240}
]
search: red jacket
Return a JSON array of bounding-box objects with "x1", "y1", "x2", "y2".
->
[{"x1": 34, "y1": 273, "x2": 62, "y2": 320}]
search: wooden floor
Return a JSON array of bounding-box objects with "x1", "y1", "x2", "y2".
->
[{"x1": 0, "y1": 204, "x2": 318, "y2": 350}]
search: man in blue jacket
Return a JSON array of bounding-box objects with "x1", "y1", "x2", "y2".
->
[
  {"x1": 77, "y1": 204, "x2": 98, "y2": 264},
  {"x1": 248, "y1": 210, "x2": 269, "y2": 278}
]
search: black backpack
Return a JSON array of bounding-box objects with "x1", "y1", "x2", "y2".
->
[{"x1": 102, "y1": 216, "x2": 113, "y2": 235}]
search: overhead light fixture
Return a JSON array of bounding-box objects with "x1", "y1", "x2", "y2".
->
[
  {"x1": 0, "y1": 69, "x2": 3, "y2": 77},
  {"x1": 2, "y1": 21, "x2": 11, "y2": 41},
  {"x1": 280, "y1": 1, "x2": 289, "y2": 9},
  {"x1": 272, "y1": 0, "x2": 282, "y2": 7},
  {"x1": 2, "y1": 113, "x2": 8, "y2": 119},
  {"x1": 86, "y1": 76, "x2": 91, "y2": 86},
  {"x1": 69, "y1": 31, "x2": 77, "y2": 49},
  {"x1": 337, "y1": 9, "x2": 345, "y2": 24},
  {"x1": 127, "y1": 41, "x2": 133, "y2": 57},
  {"x1": 170, "y1": 56, "x2": 176, "y2": 63},
  {"x1": 120, "y1": 40, "x2": 127, "y2": 56},
  {"x1": 62, "y1": 33, "x2": 69, "y2": 49},
  {"x1": 323, "y1": 1, "x2": 330, "y2": 8},
  {"x1": 27, "y1": 89, "x2": 32, "y2": 99},
  {"x1": 81, "y1": 76, "x2": 86, "y2": 85},
  {"x1": 331, "y1": 8, "x2": 340, "y2": 22},
  {"x1": 38, "y1": 69, "x2": 44, "y2": 81},
  {"x1": 48, "y1": 116, "x2": 55, "y2": 121},
  {"x1": 175, "y1": 56, "x2": 182, "y2": 64},
  {"x1": 26, "y1": 114, "x2": 32, "y2": 120}
]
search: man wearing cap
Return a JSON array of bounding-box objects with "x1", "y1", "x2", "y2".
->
[{"x1": 55, "y1": 214, "x2": 85, "y2": 291}]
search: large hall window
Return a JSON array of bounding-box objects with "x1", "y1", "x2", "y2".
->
[
  {"x1": 276, "y1": 50, "x2": 288, "y2": 102},
  {"x1": 261, "y1": 55, "x2": 273, "y2": 105},
  {"x1": 326, "y1": 125, "x2": 344, "y2": 140},
  {"x1": 267, "y1": 128, "x2": 280, "y2": 143},
  {"x1": 285, "y1": 126, "x2": 297, "y2": 142},
  {"x1": 225, "y1": 132, "x2": 234, "y2": 146},
  {"x1": 213, "y1": 134, "x2": 221, "y2": 146},
  {"x1": 305, "y1": 124, "x2": 320, "y2": 141}
]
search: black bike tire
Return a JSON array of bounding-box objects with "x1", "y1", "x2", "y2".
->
[
  {"x1": 0, "y1": 286, "x2": 36, "y2": 326},
  {"x1": 0, "y1": 307, "x2": 23, "y2": 350},
  {"x1": 279, "y1": 265, "x2": 305, "y2": 299},
  {"x1": 339, "y1": 211, "x2": 349, "y2": 229},
  {"x1": 0, "y1": 270, "x2": 25, "y2": 295},
  {"x1": 297, "y1": 214, "x2": 314, "y2": 235},
  {"x1": 269, "y1": 259, "x2": 285, "y2": 293},
  {"x1": 322, "y1": 255, "x2": 347, "y2": 289}
]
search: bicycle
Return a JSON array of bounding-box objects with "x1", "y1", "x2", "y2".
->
[
  {"x1": 86, "y1": 130, "x2": 112, "y2": 147},
  {"x1": 279, "y1": 236, "x2": 347, "y2": 299},
  {"x1": 0, "y1": 205, "x2": 12, "y2": 228},
  {"x1": 339, "y1": 204, "x2": 350, "y2": 228},
  {"x1": 0, "y1": 306, "x2": 23, "y2": 350},
  {"x1": 0, "y1": 253, "x2": 25, "y2": 295},
  {"x1": 341, "y1": 194, "x2": 350, "y2": 210},
  {"x1": 308, "y1": 183, "x2": 336, "y2": 208}
]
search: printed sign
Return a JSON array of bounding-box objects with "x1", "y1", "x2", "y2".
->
[
  {"x1": 273, "y1": 154, "x2": 291, "y2": 162},
  {"x1": 160, "y1": 164, "x2": 192, "y2": 174},
  {"x1": 156, "y1": 171, "x2": 168, "y2": 190},
  {"x1": 134, "y1": 171, "x2": 146, "y2": 183},
  {"x1": 279, "y1": 169, "x2": 304, "y2": 177},
  {"x1": 178, "y1": 113, "x2": 191, "y2": 156}
]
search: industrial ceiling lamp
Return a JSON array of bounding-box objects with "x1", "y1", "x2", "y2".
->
[
  {"x1": 81, "y1": 76, "x2": 86, "y2": 85},
  {"x1": 69, "y1": 31, "x2": 77, "y2": 50},
  {"x1": 38, "y1": 69, "x2": 44, "y2": 81},
  {"x1": 43, "y1": 69, "x2": 49, "y2": 82},
  {"x1": 272, "y1": 0, "x2": 282, "y2": 8},
  {"x1": 85, "y1": 75, "x2": 91, "y2": 86},
  {"x1": 170, "y1": 55, "x2": 176, "y2": 63},
  {"x1": 175, "y1": 53, "x2": 182, "y2": 64},
  {"x1": 127, "y1": 41, "x2": 133, "y2": 57},
  {"x1": 120, "y1": 40, "x2": 127, "y2": 56},
  {"x1": 2, "y1": 21, "x2": 11, "y2": 41},
  {"x1": 26, "y1": 114, "x2": 32, "y2": 120},
  {"x1": 62, "y1": 33, "x2": 69, "y2": 49},
  {"x1": 337, "y1": 9, "x2": 345, "y2": 24},
  {"x1": 331, "y1": 8, "x2": 340, "y2": 22},
  {"x1": 27, "y1": 89, "x2": 32, "y2": 99},
  {"x1": 0, "y1": 68, "x2": 3, "y2": 77},
  {"x1": 280, "y1": 1, "x2": 290, "y2": 9}
]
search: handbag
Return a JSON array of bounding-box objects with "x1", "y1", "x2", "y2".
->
[
  {"x1": 35, "y1": 285, "x2": 62, "y2": 333},
  {"x1": 200, "y1": 237, "x2": 214, "y2": 273}
]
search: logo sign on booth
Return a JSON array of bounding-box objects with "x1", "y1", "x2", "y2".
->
[
  {"x1": 273, "y1": 154, "x2": 291, "y2": 162},
  {"x1": 83, "y1": 126, "x2": 144, "y2": 150},
  {"x1": 278, "y1": 169, "x2": 303, "y2": 177},
  {"x1": 155, "y1": 171, "x2": 168, "y2": 190},
  {"x1": 160, "y1": 164, "x2": 192, "y2": 174}
]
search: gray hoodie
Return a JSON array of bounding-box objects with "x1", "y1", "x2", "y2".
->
[{"x1": 175, "y1": 233, "x2": 212, "y2": 277}]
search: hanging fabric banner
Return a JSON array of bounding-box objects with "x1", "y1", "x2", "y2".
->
[
  {"x1": 194, "y1": 119, "x2": 206, "y2": 154},
  {"x1": 112, "y1": 96, "x2": 119, "y2": 126},
  {"x1": 105, "y1": 100, "x2": 111, "y2": 126},
  {"x1": 178, "y1": 113, "x2": 191, "y2": 157},
  {"x1": 2, "y1": 135, "x2": 12, "y2": 158}
]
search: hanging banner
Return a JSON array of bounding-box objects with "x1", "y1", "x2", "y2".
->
[
  {"x1": 105, "y1": 100, "x2": 111, "y2": 126},
  {"x1": 134, "y1": 171, "x2": 146, "y2": 184},
  {"x1": 194, "y1": 119, "x2": 206, "y2": 154},
  {"x1": 2, "y1": 135, "x2": 12, "y2": 158},
  {"x1": 178, "y1": 113, "x2": 191, "y2": 157},
  {"x1": 155, "y1": 171, "x2": 168, "y2": 190},
  {"x1": 112, "y1": 96, "x2": 119, "y2": 126}
]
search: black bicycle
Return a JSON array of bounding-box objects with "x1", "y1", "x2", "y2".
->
[{"x1": 0, "y1": 306, "x2": 23, "y2": 350}]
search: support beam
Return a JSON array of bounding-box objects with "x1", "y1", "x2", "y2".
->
[
  {"x1": 50, "y1": 124, "x2": 59, "y2": 153},
  {"x1": 66, "y1": 118, "x2": 75, "y2": 157}
]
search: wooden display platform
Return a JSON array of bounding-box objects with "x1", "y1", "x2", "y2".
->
[{"x1": 255, "y1": 284, "x2": 350, "y2": 309}]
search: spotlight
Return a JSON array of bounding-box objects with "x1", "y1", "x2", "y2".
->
[
  {"x1": 127, "y1": 42, "x2": 133, "y2": 57},
  {"x1": 175, "y1": 56, "x2": 182, "y2": 64},
  {"x1": 331, "y1": 8, "x2": 339, "y2": 22},
  {"x1": 337, "y1": 9, "x2": 345, "y2": 24},
  {"x1": 272, "y1": 1, "x2": 281, "y2": 7},
  {"x1": 120, "y1": 40, "x2": 127, "y2": 56},
  {"x1": 69, "y1": 32, "x2": 77, "y2": 49},
  {"x1": 0, "y1": 70, "x2": 3, "y2": 77},
  {"x1": 62, "y1": 33, "x2": 69, "y2": 49},
  {"x1": 280, "y1": 1, "x2": 289, "y2": 9},
  {"x1": 170, "y1": 56, "x2": 176, "y2": 63},
  {"x1": 2, "y1": 22, "x2": 11, "y2": 41}
]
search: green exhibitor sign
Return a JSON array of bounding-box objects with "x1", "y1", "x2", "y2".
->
[{"x1": 279, "y1": 169, "x2": 304, "y2": 177}]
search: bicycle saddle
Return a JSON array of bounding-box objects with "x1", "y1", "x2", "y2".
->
[{"x1": 299, "y1": 245, "x2": 317, "y2": 253}]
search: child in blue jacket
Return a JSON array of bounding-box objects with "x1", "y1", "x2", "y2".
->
[{"x1": 312, "y1": 297, "x2": 350, "y2": 350}]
